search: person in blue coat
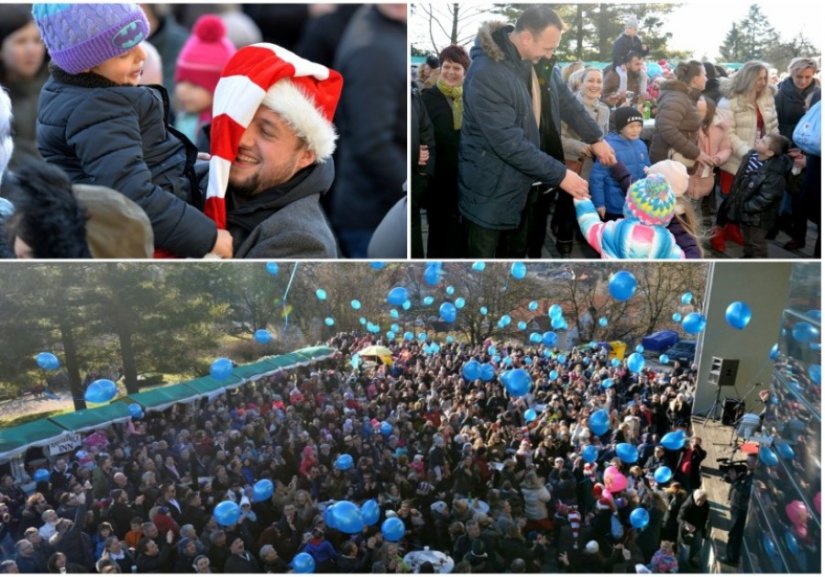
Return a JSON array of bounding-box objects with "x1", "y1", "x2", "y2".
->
[{"x1": 458, "y1": 6, "x2": 616, "y2": 258}]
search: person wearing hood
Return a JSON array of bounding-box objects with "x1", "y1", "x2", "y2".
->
[
  {"x1": 458, "y1": 5, "x2": 615, "y2": 258},
  {"x1": 298, "y1": 526, "x2": 338, "y2": 572}
]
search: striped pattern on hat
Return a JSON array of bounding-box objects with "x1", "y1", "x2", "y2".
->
[{"x1": 206, "y1": 43, "x2": 342, "y2": 228}]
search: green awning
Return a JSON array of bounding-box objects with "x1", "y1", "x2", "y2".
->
[
  {"x1": 48, "y1": 402, "x2": 132, "y2": 433},
  {"x1": 123, "y1": 383, "x2": 202, "y2": 412},
  {"x1": 0, "y1": 419, "x2": 73, "y2": 461},
  {"x1": 184, "y1": 375, "x2": 230, "y2": 397}
]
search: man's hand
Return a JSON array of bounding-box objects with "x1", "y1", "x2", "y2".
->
[
  {"x1": 419, "y1": 145, "x2": 430, "y2": 166},
  {"x1": 212, "y1": 229, "x2": 234, "y2": 259},
  {"x1": 591, "y1": 140, "x2": 616, "y2": 166},
  {"x1": 560, "y1": 170, "x2": 590, "y2": 200}
]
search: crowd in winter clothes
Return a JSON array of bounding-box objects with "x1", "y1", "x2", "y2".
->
[{"x1": 0, "y1": 331, "x2": 715, "y2": 573}]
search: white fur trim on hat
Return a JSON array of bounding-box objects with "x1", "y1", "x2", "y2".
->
[
  {"x1": 586, "y1": 540, "x2": 600, "y2": 554},
  {"x1": 0, "y1": 88, "x2": 13, "y2": 181},
  {"x1": 262, "y1": 79, "x2": 338, "y2": 163},
  {"x1": 645, "y1": 160, "x2": 689, "y2": 197}
]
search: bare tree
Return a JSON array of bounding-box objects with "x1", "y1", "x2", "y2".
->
[{"x1": 418, "y1": 3, "x2": 486, "y2": 52}]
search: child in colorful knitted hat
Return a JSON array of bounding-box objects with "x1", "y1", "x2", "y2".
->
[
  {"x1": 32, "y1": 3, "x2": 232, "y2": 258},
  {"x1": 574, "y1": 173, "x2": 685, "y2": 259}
]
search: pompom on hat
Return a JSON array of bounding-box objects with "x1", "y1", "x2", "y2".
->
[
  {"x1": 624, "y1": 173, "x2": 676, "y2": 226},
  {"x1": 32, "y1": 3, "x2": 150, "y2": 74},
  {"x1": 205, "y1": 43, "x2": 343, "y2": 228},
  {"x1": 175, "y1": 15, "x2": 236, "y2": 94},
  {"x1": 645, "y1": 160, "x2": 689, "y2": 198}
]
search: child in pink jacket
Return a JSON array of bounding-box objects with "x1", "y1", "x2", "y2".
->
[{"x1": 686, "y1": 96, "x2": 732, "y2": 199}]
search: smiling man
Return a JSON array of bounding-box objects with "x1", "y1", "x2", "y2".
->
[{"x1": 205, "y1": 44, "x2": 342, "y2": 258}]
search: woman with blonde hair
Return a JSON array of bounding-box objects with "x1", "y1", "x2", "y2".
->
[{"x1": 561, "y1": 67, "x2": 611, "y2": 179}]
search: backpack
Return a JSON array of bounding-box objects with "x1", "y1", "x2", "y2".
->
[{"x1": 793, "y1": 101, "x2": 821, "y2": 156}]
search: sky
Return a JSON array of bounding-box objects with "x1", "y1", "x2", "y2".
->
[{"x1": 411, "y1": 1, "x2": 825, "y2": 62}]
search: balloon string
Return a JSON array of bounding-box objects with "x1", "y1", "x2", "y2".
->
[{"x1": 282, "y1": 263, "x2": 299, "y2": 332}]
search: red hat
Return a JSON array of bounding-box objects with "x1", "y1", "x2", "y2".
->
[
  {"x1": 175, "y1": 15, "x2": 237, "y2": 94},
  {"x1": 206, "y1": 43, "x2": 342, "y2": 227}
]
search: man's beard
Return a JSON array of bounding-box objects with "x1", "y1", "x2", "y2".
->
[{"x1": 229, "y1": 172, "x2": 263, "y2": 198}]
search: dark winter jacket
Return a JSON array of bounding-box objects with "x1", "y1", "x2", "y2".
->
[
  {"x1": 676, "y1": 493, "x2": 710, "y2": 537},
  {"x1": 589, "y1": 132, "x2": 650, "y2": 215},
  {"x1": 668, "y1": 217, "x2": 701, "y2": 258},
  {"x1": 725, "y1": 151, "x2": 792, "y2": 230},
  {"x1": 775, "y1": 76, "x2": 821, "y2": 142},
  {"x1": 226, "y1": 160, "x2": 338, "y2": 258},
  {"x1": 422, "y1": 84, "x2": 459, "y2": 206},
  {"x1": 611, "y1": 33, "x2": 649, "y2": 68},
  {"x1": 331, "y1": 6, "x2": 406, "y2": 231},
  {"x1": 223, "y1": 551, "x2": 261, "y2": 573},
  {"x1": 458, "y1": 22, "x2": 603, "y2": 230},
  {"x1": 650, "y1": 80, "x2": 702, "y2": 163},
  {"x1": 36, "y1": 67, "x2": 217, "y2": 257},
  {"x1": 49, "y1": 503, "x2": 95, "y2": 571}
]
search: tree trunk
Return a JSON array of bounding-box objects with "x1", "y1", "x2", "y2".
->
[
  {"x1": 576, "y1": 5, "x2": 584, "y2": 60},
  {"x1": 58, "y1": 313, "x2": 87, "y2": 411}
]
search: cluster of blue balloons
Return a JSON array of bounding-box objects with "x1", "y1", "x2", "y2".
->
[
  {"x1": 35, "y1": 352, "x2": 60, "y2": 371},
  {"x1": 210, "y1": 358, "x2": 233, "y2": 381},
  {"x1": 423, "y1": 342, "x2": 440, "y2": 355},
  {"x1": 84, "y1": 379, "x2": 117, "y2": 403}
]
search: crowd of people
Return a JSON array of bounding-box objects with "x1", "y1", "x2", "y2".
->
[
  {"x1": 0, "y1": 3, "x2": 407, "y2": 259},
  {"x1": 0, "y1": 330, "x2": 731, "y2": 574},
  {"x1": 412, "y1": 6, "x2": 821, "y2": 260}
]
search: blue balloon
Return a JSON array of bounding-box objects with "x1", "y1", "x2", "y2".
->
[
  {"x1": 499, "y1": 314, "x2": 511, "y2": 327},
  {"x1": 387, "y1": 286, "x2": 409, "y2": 306},
  {"x1": 627, "y1": 352, "x2": 645, "y2": 373},
  {"x1": 608, "y1": 271, "x2": 637, "y2": 301},
  {"x1": 654, "y1": 466, "x2": 673, "y2": 484},
  {"x1": 439, "y1": 302, "x2": 457, "y2": 323},
  {"x1": 725, "y1": 301, "x2": 752, "y2": 330},
  {"x1": 659, "y1": 354, "x2": 670, "y2": 364},
  {"x1": 551, "y1": 316, "x2": 565, "y2": 330},
  {"x1": 370, "y1": 261, "x2": 385, "y2": 269},
  {"x1": 680, "y1": 292, "x2": 693, "y2": 305},
  {"x1": 380, "y1": 421, "x2": 393, "y2": 436},
  {"x1": 463, "y1": 360, "x2": 481, "y2": 381},
  {"x1": 265, "y1": 262, "x2": 279, "y2": 275},
  {"x1": 510, "y1": 262, "x2": 527, "y2": 279},
  {"x1": 359, "y1": 317, "x2": 367, "y2": 325},
  {"x1": 776, "y1": 442, "x2": 795, "y2": 460},
  {"x1": 529, "y1": 301, "x2": 539, "y2": 311},
  {"x1": 499, "y1": 369, "x2": 512, "y2": 385},
  {"x1": 128, "y1": 403, "x2": 143, "y2": 419},
  {"x1": 518, "y1": 321, "x2": 528, "y2": 331},
  {"x1": 505, "y1": 368, "x2": 531, "y2": 396},
  {"x1": 381, "y1": 517, "x2": 406, "y2": 542},
  {"x1": 330, "y1": 501, "x2": 364, "y2": 534},
  {"x1": 809, "y1": 364, "x2": 821, "y2": 385},
  {"x1": 253, "y1": 479, "x2": 274, "y2": 502},
  {"x1": 335, "y1": 454, "x2": 354, "y2": 471},
  {"x1": 418, "y1": 332, "x2": 427, "y2": 341},
  {"x1": 557, "y1": 354, "x2": 567, "y2": 364},
  {"x1": 635, "y1": 344, "x2": 644, "y2": 354},
  {"x1": 611, "y1": 358, "x2": 621, "y2": 368},
  {"x1": 325, "y1": 317, "x2": 335, "y2": 327},
  {"x1": 446, "y1": 285, "x2": 455, "y2": 295},
  {"x1": 543, "y1": 331, "x2": 558, "y2": 347},
  {"x1": 630, "y1": 507, "x2": 649, "y2": 529},
  {"x1": 530, "y1": 332, "x2": 542, "y2": 344},
  {"x1": 423, "y1": 263, "x2": 442, "y2": 286},
  {"x1": 84, "y1": 379, "x2": 117, "y2": 403},
  {"x1": 682, "y1": 312, "x2": 707, "y2": 334},
  {"x1": 422, "y1": 296, "x2": 434, "y2": 306},
  {"x1": 351, "y1": 299, "x2": 362, "y2": 310},
  {"x1": 480, "y1": 306, "x2": 488, "y2": 316},
  {"x1": 672, "y1": 312, "x2": 682, "y2": 322},
  {"x1": 402, "y1": 300, "x2": 411, "y2": 311},
  {"x1": 762, "y1": 534, "x2": 779, "y2": 558},
  {"x1": 210, "y1": 358, "x2": 233, "y2": 381},
  {"x1": 386, "y1": 331, "x2": 396, "y2": 341},
  {"x1": 391, "y1": 323, "x2": 400, "y2": 333},
  {"x1": 315, "y1": 289, "x2": 327, "y2": 301},
  {"x1": 502, "y1": 356, "x2": 513, "y2": 367},
  {"x1": 524, "y1": 408, "x2": 537, "y2": 422},
  {"x1": 480, "y1": 363, "x2": 496, "y2": 382},
  {"x1": 759, "y1": 446, "x2": 779, "y2": 467},
  {"x1": 548, "y1": 304, "x2": 563, "y2": 319},
  {"x1": 360, "y1": 499, "x2": 380, "y2": 526},
  {"x1": 403, "y1": 331, "x2": 414, "y2": 341},
  {"x1": 455, "y1": 297, "x2": 466, "y2": 309},
  {"x1": 661, "y1": 430, "x2": 685, "y2": 451},
  {"x1": 35, "y1": 352, "x2": 60, "y2": 371},
  {"x1": 523, "y1": 356, "x2": 533, "y2": 366},
  {"x1": 214, "y1": 500, "x2": 241, "y2": 526},
  {"x1": 292, "y1": 552, "x2": 316, "y2": 573},
  {"x1": 472, "y1": 261, "x2": 486, "y2": 272},
  {"x1": 769, "y1": 343, "x2": 779, "y2": 360},
  {"x1": 549, "y1": 370, "x2": 559, "y2": 380},
  {"x1": 254, "y1": 329, "x2": 272, "y2": 344},
  {"x1": 784, "y1": 530, "x2": 800, "y2": 555},
  {"x1": 589, "y1": 409, "x2": 609, "y2": 436},
  {"x1": 488, "y1": 345, "x2": 497, "y2": 356},
  {"x1": 446, "y1": 335, "x2": 455, "y2": 344},
  {"x1": 616, "y1": 443, "x2": 639, "y2": 463},
  {"x1": 601, "y1": 378, "x2": 613, "y2": 389},
  {"x1": 792, "y1": 321, "x2": 819, "y2": 343},
  {"x1": 582, "y1": 445, "x2": 598, "y2": 463},
  {"x1": 599, "y1": 317, "x2": 608, "y2": 328},
  {"x1": 390, "y1": 309, "x2": 399, "y2": 319},
  {"x1": 806, "y1": 309, "x2": 822, "y2": 321},
  {"x1": 33, "y1": 468, "x2": 50, "y2": 482}
]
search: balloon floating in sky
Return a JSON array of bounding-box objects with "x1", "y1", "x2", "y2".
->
[
  {"x1": 627, "y1": 352, "x2": 645, "y2": 373},
  {"x1": 423, "y1": 263, "x2": 442, "y2": 286},
  {"x1": 480, "y1": 306, "x2": 488, "y2": 316},
  {"x1": 518, "y1": 321, "x2": 527, "y2": 331},
  {"x1": 510, "y1": 262, "x2": 527, "y2": 279},
  {"x1": 325, "y1": 317, "x2": 335, "y2": 327},
  {"x1": 659, "y1": 354, "x2": 670, "y2": 364},
  {"x1": 254, "y1": 329, "x2": 272, "y2": 344},
  {"x1": 265, "y1": 262, "x2": 279, "y2": 275},
  {"x1": 672, "y1": 312, "x2": 682, "y2": 322},
  {"x1": 35, "y1": 352, "x2": 60, "y2": 371},
  {"x1": 439, "y1": 302, "x2": 457, "y2": 323},
  {"x1": 769, "y1": 343, "x2": 779, "y2": 361},
  {"x1": 210, "y1": 358, "x2": 233, "y2": 381},
  {"x1": 84, "y1": 379, "x2": 117, "y2": 403},
  {"x1": 315, "y1": 289, "x2": 327, "y2": 301},
  {"x1": 351, "y1": 299, "x2": 362, "y2": 310},
  {"x1": 608, "y1": 271, "x2": 637, "y2": 301},
  {"x1": 725, "y1": 301, "x2": 752, "y2": 330},
  {"x1": 472, "y1": 261, "x2": 486, "y2": 272},
  {"x1": 682, "y1": 312, "x2": 707, "y2": 334},
  {"x1": 599, "y1": 317, "x2": 608, "y2": 328},
  {"x1": 529, "y1": 301, "x2": 539, "y2": 311},
  {"x1": 387, "y1": 286, "x2": 409, "y2": 306},
  {"x1": 455, "y1": 297, "x2": 466, "y2": 309},
  {"x1": 680, "y1": 292, "x2": 693, "y2": 305},
  {"x1": 423, "y1": 296, "x2": 434, "y2": 306}
]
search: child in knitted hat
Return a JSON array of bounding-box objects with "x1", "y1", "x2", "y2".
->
[
  {"x1": 574, "y1": 173, "x2": 685, "y2": 259},
  {"x1": 32, "y1": 3, "x2": 232, "y2": 259},
  {"x1": 174, "y1": 15, "x2": 236, "y2": 147},
  {"x1": 646, "y1": 159, "x2": 703, "y2": 258}
]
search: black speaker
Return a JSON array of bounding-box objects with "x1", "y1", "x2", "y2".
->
[{"x1": 709, "y1": 357, "x2": 739, "y2": 388}]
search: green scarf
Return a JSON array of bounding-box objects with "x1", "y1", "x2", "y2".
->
[{"x1": 437, "y1": 78, "x2": 463, "y2": 130}]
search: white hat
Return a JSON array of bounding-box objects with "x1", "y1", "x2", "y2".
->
[
  {"x1": 646, "y1": 160, "x2": 689, "y2": 198},
  {"x1": 625, "y1": 15, "x2": 639, "y2": 29},
  {"x1": 586, "y1": 540, "x2": 600, "y2": 554}
]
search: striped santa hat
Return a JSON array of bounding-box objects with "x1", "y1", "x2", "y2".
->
[
  {"x1": 206, "y1": 43, "x2": 343, "y2": 227},
  {"x1": 568, "y1": 507, "x2": 582, "y2": 548}
]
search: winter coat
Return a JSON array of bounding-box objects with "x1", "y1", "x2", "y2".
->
[
  {"x1": 676, "y1": 494, "x2": 710, "y2": 540},
  {"x1": 36, "y1": 67, "x2": 217, "y2": 257},
  {"x1": 521, "y1": 484, "x2": 552, "y2": 520},
  {"x1": 612, "y1": 33, "x2": 649, "y2": 68},
  {"x1": 589, "y1": 132, "x2": 650, "y2": 215},
  {"x1": 421, "y1": 84, "x2": 459, "y2": 206},
  {"x1": 224, "y1": 552, "x2": 261, "y2": 573},
  {"x1": 717, "y1": 80, "x2": 779, "y2": 175},
  {"x1": 725, "y1": 151, "x2": 792, "y2": 230},
  {"x1": 775, "y1": 76, "x2": 821, "y2": 141},
  {"x1": 686, "y1": 115, "x2": 732, "y2": 198},
  {"x1": 331, "y1": 6, "x2": 406, "y2": 231},
  {"x1": 561, "y1": 93, "x2": 611, "y2": 179},
  {"x1": 650, "y1": 80, "x2": 702, "y2": 163},
  {"x1": 226, "y1": 160, "x2": 338, "y2": 258},
  {"x1": 458, "y1": 22, "x2": 603, "y2": 230},
  {"x1": 667, "y1": 215, "x2": 701, "y2": 259}
]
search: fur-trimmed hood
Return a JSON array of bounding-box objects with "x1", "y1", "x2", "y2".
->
[{"x1": 474, "y1": 21, "x2": 513, "y2": 64}]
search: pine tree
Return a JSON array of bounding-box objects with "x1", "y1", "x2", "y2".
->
[{"x1": 718, "y1": 4, "x2": 780, "y2": 62}]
